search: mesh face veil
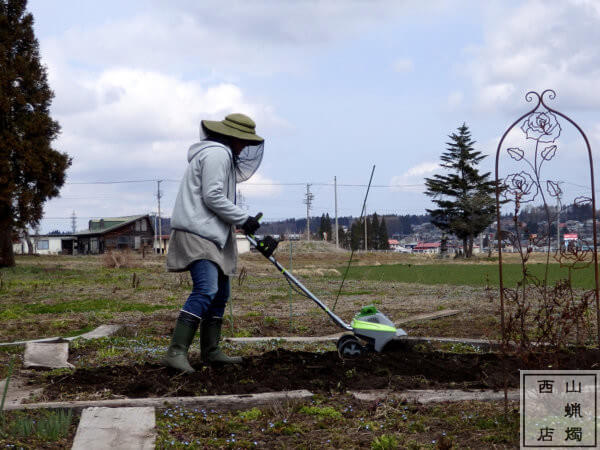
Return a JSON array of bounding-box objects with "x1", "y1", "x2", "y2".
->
[{"x1": 234, "y1": 142, "x2": 264, "y2": 182}]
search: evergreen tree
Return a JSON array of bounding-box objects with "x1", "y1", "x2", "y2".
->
[
  {"x1": 338, "y1": 227, "x2": 348, "y2": 249},
  {"x1": 350, "y1": 219, "x2": 363, "y2": 250},
  {"x1": 0, "y1": 0, "x2": 70, "y2": 267},
  {"x1": 318, "y1": 214, "x2": 326, "y2": 239},
  {"x1": 368, "y1": 213, "x2": 380, "y2": 250},
  {"x1": 440, "y1": 233, "x2": 448, "y2": 256},
  {"x1": 424, "y1": 123, "x2": 495, "y2": 258},
  {"x1": 324, "y1": 213, "x2": 332, "y2": 241},
  {"x1": 378, "y1": 216, "x2": 390, "y2": 250}
]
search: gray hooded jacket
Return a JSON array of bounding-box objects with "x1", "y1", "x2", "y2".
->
[{"x1": 170, "y1": 141, "x2": 249, "y2": 248}]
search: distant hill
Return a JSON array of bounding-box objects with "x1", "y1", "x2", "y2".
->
[{"x1": 259, "y1": 214, "x2": 431, "y2": 237}]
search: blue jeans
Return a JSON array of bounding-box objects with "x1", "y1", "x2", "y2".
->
[{"x1": 181, "y1": 260, "x2": 230, "y2": 319}]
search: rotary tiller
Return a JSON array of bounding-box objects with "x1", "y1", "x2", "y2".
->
[{"x1": 246, "y1": 234, "x2": 407, "y2": 357}]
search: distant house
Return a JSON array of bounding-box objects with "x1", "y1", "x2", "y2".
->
[
  {"x1": 413, "y1": 242, "x2": 441, "y2": 254},
  {"x1": 387, "y1": 239, "x2": 410, "y2": 253},
  {"x1": 13, "y1": 234, "x2": 76, "y2": 255},
  {"x1": 75, "y1": 215, "x2": 154, "y2": 254}
]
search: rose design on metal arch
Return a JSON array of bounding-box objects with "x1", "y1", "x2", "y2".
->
[
  {"x1": 502, "y1": 171, "x2": 539, "y2": 203},
  {"x1": 521, "y1": 111, "x2": 562, "y2": 143},
  {"x1": 546, "y1": 180, "x2": 562, "y2": 198}
]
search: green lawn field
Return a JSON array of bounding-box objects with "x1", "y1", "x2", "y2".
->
[{"x1": 343, "y1": 262, "x2": 598, "y2": 289}]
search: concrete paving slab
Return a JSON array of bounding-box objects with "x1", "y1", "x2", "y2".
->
[
  {"x1": 0, "y1": 377, "x2": 44, "y2": 407},
  {"x1": 6, "y1": 389, "x2": 314, "y2": 412},
  {"x1": 0, "y1": 336, "x2": 61, "y2": 347},
  {"x1": 225, "y1": 310, "x2": 464, "y2": 345},
  {"x1": 0, "y1": 324, "x2": 122, "y2": 347},
  {"x1": 71, "y1": 407, "x2": 156, "y2": 450},
  {"x1": 23, "y1": 341, "x2": 74, "y2": 369},
  {"x1": 66, "y1": 324, "x2": 122, "y2": 341},
  {"x1": 395, "y1": 309, "x2": 460, "y2": 325},
  {"x1": 351, "y1": 388, "x2": 519, "y2": 404}
]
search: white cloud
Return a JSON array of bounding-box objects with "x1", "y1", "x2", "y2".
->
[
  {"x1": 392, "y1": 58, "x2": 414, "y2": 73},
  {"x1": 389, "y1": 161, "x2": 439, "y2": 191},
  {"x1": 53, "y1": 68, "x2": 279, "y2": 178},
  {"x1": 39, "y1": 1, "x2": 445, "y2": 75},
  {"x1": 238, "y1": 172, "x2": 283, "y2": 199},
  {"x1": 447, "y1": 90, "x2": 464, "y2": 109},
  {"x1": 465, "y1": 0, "x2": 600, "y2": 111}
]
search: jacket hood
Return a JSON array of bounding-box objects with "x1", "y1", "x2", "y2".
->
[{"x1": 187, "y1": 140, "x2": 230, "y2": 163}]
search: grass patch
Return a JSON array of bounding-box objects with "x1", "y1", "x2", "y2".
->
[
  {"x1": 0, "y1": 409, "x2": 75, "y2": 447},
  {"x1": 0, "y1": 298, "x2": 171, "y2": 318},
  {"x1": 372, "y1": 434, "x2": 402, "y2": 450},
  {"x1": 342, "y1": 262, "x2": 597, "y2": 288},
  {"x1": 155, "y1": 398, "x2": 519, "y2": 448},
  {"x1": 299, "y1": 405, "x2": 342, "y2": 419}
]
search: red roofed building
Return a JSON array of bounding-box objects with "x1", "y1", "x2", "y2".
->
[{"x1": 413, "y1": 241, "x2": 441, "y2": 254}]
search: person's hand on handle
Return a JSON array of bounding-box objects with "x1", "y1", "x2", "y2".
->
[{"x1": 241, "y1": 212, "x2": 262, "y2": 235}]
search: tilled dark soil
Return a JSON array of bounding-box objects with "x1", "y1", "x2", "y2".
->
[{"x1": 41, "y1": 347, "x2": 600, "y2": 400}]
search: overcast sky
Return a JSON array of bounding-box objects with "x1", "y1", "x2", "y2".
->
[{"x1": 27, "y1": 0, "x2": 600, "y2": 233}]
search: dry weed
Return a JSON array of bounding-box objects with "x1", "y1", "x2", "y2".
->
[{"x1": 102, "y1": 250, "x2": 137, "y2": 269}]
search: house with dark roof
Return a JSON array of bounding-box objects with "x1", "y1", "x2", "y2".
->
[{"x1": 75, "y1": 215, "x2": 155, "y2": 254}]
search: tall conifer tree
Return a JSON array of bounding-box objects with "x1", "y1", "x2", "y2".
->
[
  {"x1": 378, "y1": 216, "x2": 389, "y2": 250},
  {"x1": 369, "y1": 213, "x2": 380, "y2": 250},
  {"x1": 424, "y1": 124, "x2": 495, "y2": 258},
  {"x1": 0, "y1": 0, "x2": 70, "y2": 267}
]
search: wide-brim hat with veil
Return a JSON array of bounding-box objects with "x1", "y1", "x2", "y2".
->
[{"x1": 200, "y1": 113, "x2": 264, "y2": 182}]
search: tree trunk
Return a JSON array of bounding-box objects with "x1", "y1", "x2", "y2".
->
[
  {"x1": 467, "y1": 235, "x2": 474, "y2": 258},
  {"x1": 25, "y1": 232, "x2": 34, "y2": 255},
  {"x1": 462, "y1": 237, "x2": 468, "y2": 258},
  {"x1": 0, "y1": 220, "x2": 15, "y2": 267}
]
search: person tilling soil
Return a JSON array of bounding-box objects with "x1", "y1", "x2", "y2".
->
[{"x1": 162, "y1": 113, "x2": 272, "y2": 373}]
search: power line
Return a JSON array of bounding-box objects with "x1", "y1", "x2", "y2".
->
[
  {"x1": 63, "y1": 178, "x2": 596, "y2": 190},
  {"x1": 65, "y1": 179, "x2": 426, "y2": 188},
  {"x1": 66, "y1": 179, "x2": 162, "y2": 185}
]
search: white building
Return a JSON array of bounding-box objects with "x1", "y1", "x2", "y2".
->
[
  {"x1": 13, "y1": 234, "x2": 76, "y2": 255},
  {"x1": 236, "y1": 233, "x2": 251, "y2": 254}
]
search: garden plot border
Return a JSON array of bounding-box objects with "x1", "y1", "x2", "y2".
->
[
  {"x1": 225, "y1": 335, "x2": 499, "y2": 350},
  {"x1": 0, "y1": 324, "x2": 122, "y2": 347},
  {"x1": 4, "y1": 390, "x2": 315, "y2": 412},
  {"x1": 351, "y1": 388, "x2": 520, "y2": 404},
  {"x1": 4, "y1": 387, "x2": 522, "y2": 414}
]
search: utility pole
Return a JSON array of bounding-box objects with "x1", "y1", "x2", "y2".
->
[
  {"x1": 364, "y1": 206, "x2": 368, "y2": 251},
  {"x1": 334, "y1": 176, "x2": 339, "y2": 248},
  {"x1": 157, "y1": 180, "x2": 163, "y2": 254},
  {"x1": 237, "y1": 189, "x2": 248, "y2": 211},
  {"x1": 71, "y1": 211, "x2": 77, "y2": 234},
  {"x1": 303, "y1": 184, "x2": 314, "y2": 241}
]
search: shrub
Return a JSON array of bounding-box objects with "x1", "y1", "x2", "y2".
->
[
  {"x1": 372, "y1": 434, "x2": 400, "y2": 450},
  {"x1": 298, "y1": 405, "x2": 341, "y2": 419},
  {"x1": 102, "y1": 250, "x2": 135, "y2": 269},
  {"x1": 237, "y1": 408, "x2": 262, "y2": 421}
]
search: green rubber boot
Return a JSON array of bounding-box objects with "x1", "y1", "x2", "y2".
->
[
  {"x1": 200, "y1": 317, "x2": 242, "y2": 364},
  {"x1": 162, "y1": 314, "x2": 199, "y2": 373}
]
